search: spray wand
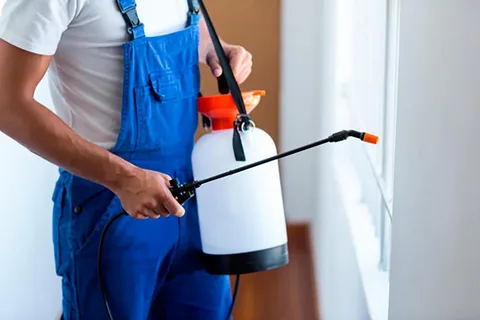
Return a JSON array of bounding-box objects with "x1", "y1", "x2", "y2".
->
[{"x1": 169, "y1": 129, "x2": 378, "y2": 204}]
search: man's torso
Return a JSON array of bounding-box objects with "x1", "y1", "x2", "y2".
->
[{"x1": 0, "y1": 0, "x2": 190, "y2": 149}]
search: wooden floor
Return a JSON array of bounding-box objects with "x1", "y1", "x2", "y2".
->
[{"x1": 230, "y1": 224, "x2": 319, "y2": 320}]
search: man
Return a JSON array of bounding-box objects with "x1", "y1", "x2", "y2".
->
[{"x1": 0, "y1": 0, "x2": 253, "y2": 319}]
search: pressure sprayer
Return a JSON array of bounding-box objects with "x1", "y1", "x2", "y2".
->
[{"x1": 96, "y1": 1, "x2": 379, "y2": 319}]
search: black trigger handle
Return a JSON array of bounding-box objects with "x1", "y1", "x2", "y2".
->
[{"x1": 169, "y1": 178, "x2": 196, "y2": 205}]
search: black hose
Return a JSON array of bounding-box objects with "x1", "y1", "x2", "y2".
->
[
  {"x1": 97, "y1": 211, "x2": 125, "y2": 320},
  {"x1": 225, "y1": 274, "x2": 241, "y2": 319}
]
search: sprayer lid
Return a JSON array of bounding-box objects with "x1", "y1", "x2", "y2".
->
[{"x1": 198, "y1": 90, "x2": 266, "y2": 131}]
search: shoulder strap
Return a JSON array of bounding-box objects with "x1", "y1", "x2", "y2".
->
[
  {"x1": 198, "y1": 0, "x2": 251, "y2": 161},
  {"x1": 187, "y1": 0, "x2": 200, "y2": 13},
  {"x1": 116, "y1": 0, "x2": 145, "y2": 38}
]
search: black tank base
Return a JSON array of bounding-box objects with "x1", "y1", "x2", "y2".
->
[{"x1": 203, "y1": 243, "x2": 289, "y2": 275}]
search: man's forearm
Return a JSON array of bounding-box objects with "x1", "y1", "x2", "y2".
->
[{"x1": 0, "y1": 98, "x2": 137, "y2": 192}]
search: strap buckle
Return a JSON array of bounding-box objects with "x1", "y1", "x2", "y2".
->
[
  {"x1": 188, "y1": 0, "x2": 200, "y2": 14},
  {"x1": 121, "y1": 5, "x2": 142, "y2": 34},
  {"x1": 234, "y1": 114, "x2": 253, "y2": 132}
]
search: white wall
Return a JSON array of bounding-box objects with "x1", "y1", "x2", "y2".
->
[
  {"x1": 389, "y1": 1, "x2": 480, "y2": 319},
  {"x1": 279, "y1": 0, "x2": 322, "y2": 223},
  {"x1": 0, "y1": 74, "x2": 62, "y2": 319},
  {"x1": 0, "y1": 4, "x2": 61, "y2": 320}
]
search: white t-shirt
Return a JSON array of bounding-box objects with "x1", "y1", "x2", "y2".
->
[{"x1": 0, "y1": 0, "x2": 190, "y2": 149}]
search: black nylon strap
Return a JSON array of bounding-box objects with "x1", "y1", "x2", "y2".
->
[
  {"x1": 198, "y1": 0, "x2": 250, "y2": 161},
  {"x1": 217, "y1": 72, "x2": 229, "y2": 94}
]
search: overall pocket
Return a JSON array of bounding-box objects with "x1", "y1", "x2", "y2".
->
[
  {"x1": 67, "y1": 176, "x2": 117, "y2": 256},
  {"x1": 134, "y1": 64, "x2": 200, "y2": 151},
  {"x1": 52, "y1": 178, "x2": 67, "y2": 276}
]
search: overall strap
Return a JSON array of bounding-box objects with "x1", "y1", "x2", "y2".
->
[
  {"x1": 116, "y1": 0, "x2": 145, "y2": 39},
  {"x1": 187, "y1": 0, "x2": 200, "y2": 14},
  {"x1": 187, "y1": 0, "x2": 200, "y2": 25}
]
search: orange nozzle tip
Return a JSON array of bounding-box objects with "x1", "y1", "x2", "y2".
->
[{"x1": 363, "y1": 133, "x2": 379, "y2": 144}]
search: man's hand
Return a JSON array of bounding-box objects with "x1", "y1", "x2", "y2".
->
[
  {"x1": 112, "y1": 169, "x2": 185, "y2": 220},
  {"x1": 204, "y1": 43, "x2": 253, "y2": 84},
  {"x1": 198, "y1": 13, "x2": 253, "y2": 84}
]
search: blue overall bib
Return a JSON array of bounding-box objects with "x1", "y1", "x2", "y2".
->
[{"x1": 51, "y1": 1, "x2": 232, "y2": 318}]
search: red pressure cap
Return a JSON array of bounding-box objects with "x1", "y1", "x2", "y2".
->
[{"x1": 198, "y1": 90, "x2": 266, "y2": 131}]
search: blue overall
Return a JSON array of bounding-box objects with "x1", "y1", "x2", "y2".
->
[{"x1": 51, "y1": 1, "x2": 232, "y2": 318}]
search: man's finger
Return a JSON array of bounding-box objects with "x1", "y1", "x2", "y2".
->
[
  {"x1": 131, "y1": 212, "x2": 149, "y2": 220},
  {"x1": 153, "y1": 205, "x2": 170, "y2": 218},
  {"x1": 228, "y1": 54, "x2": 243, "y2": 78},
  {"x1": 236, "y1": 66, "x2": 252, "y2": 84},
  {"x1": 159, "y1": 173, "x2": 173, "y2": 187},
  {"x1": 163, "y1": 196, "x2": 185, "y2": 218},
  {"x1": 160, "y1": 173, "x2": 172, "y2": 181},
  {"x1": 141, "y1": 209, "x2": 161, "y2": 219}
]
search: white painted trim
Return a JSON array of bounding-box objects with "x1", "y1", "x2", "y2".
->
[
  {"x1": 330, "y1": 98, "x2": 390, "y2": 320},
  {"x1": 333, "y1": 157, "x2": 390, "y2": 320}
]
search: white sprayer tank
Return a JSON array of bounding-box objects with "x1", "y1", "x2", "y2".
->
[{"x1": 192, "y1": 91, "x2": 289, "y2": 275}]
